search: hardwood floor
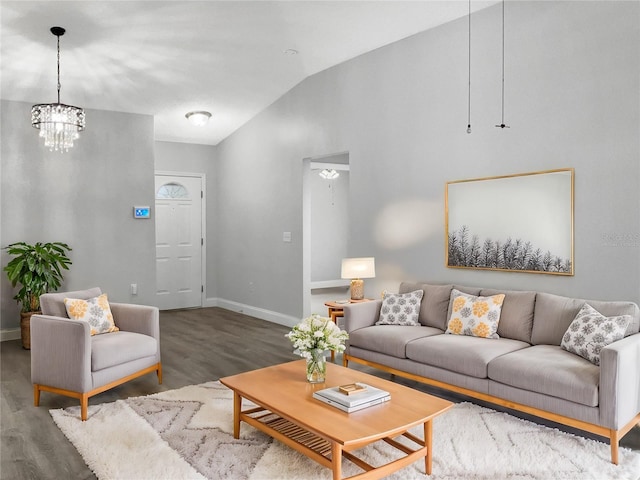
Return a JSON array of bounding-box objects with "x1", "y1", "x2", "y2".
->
[{"x1": 1, "y1": 307, "x2": 639, "y2": 479}]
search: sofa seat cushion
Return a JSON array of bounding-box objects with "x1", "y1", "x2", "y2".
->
[
  {"x1": 406, "y1": 335, "x2": 529, "y2": 379},
  {"x1": 91, "y1": 331, "x2": 158, "y2": 371},
  {"x1": 488, "y1": 345, "x2": 599, "y2": 407},
  {"x1": 348, "y1": 325, "x2": 442, "y2": 358}
]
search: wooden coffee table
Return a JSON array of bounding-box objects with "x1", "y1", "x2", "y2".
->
[{"x1": 220, "y1": 360, "x2": 452, "y2": 480}]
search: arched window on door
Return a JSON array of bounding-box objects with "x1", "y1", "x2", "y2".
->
[{"x1": 156, "y1": 182, "x2": 189, "y2": 199}]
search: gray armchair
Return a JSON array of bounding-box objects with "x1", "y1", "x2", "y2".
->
[{"x1": 31, "y1": 287, "x2": 162, "y2": 420}]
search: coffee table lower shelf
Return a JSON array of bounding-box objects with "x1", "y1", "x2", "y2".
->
[{"x1": 236, "y1": 400, "x2": 432, "y2": 480}]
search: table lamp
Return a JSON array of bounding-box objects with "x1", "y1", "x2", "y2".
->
[{"x1": 341, "y1": 257, "x2": 376, "y2": 300}]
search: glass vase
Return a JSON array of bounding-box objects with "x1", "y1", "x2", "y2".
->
[{"x1": 306, "y1": 350, "x2": 327, "y2": 383}]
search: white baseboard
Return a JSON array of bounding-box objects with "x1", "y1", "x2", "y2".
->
[
  {"x1": 206, "y1": 297, "x2": 299, "y2": 328},
  {"x1": 203, "y1": 297, "x2": 219, "y2": 308},
  {"x1": 1, "y1": 328, "x2": 21, "y2": 342}
]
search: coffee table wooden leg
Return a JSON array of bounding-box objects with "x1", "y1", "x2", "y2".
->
[
  {"x1": 424, "y1": 420, "x2": 433, "y2": 475},
  {"x1": 232, "y1": 391, "x2": 241, "y2": 439},
  {"x1": 331, "y1": 441, "x2": 342, "y2": 480}
]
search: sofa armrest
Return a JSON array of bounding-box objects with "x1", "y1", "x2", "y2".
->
[
  {"x1": 343, "y1": 300, "x2": 382, "y2": 333},
  {"x1": 599, "y1": 333, "x2": 640, "y2": 429},
  {"x1": 110, "y1": 303, "x2": 160, "y2": 340},
  {"x1": 30, "y1": 315, "x2": 92, "y2": 393}
]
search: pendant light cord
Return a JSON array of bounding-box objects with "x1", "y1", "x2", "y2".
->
[
  {"x1": 467, "y1": 0, "x2": 472, "y2": 134},
  {"x1": 496, "y1": 0, "x2": 510, "y2": 128},
  {"x1": 500, "y1": 0, "x2": 505, "y2": 124}
]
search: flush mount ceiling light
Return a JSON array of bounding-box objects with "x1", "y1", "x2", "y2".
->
[
  {"x1": 31, "y1": 26, "x2": 85, "y2": 152},
  {"x1": 185, "y1": 111, "x2": 211, "y2": 126},
  {"x1": 319, "y1": 168, "x2": 339, "y2": 180}
]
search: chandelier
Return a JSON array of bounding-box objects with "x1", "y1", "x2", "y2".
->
[{"x1": 31, "y1": 27, "x2": 85, "y2": 152}]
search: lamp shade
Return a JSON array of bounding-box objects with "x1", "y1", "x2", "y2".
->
[{"x1": 341, "y1": 257, "x2": 375, "y2": 279}]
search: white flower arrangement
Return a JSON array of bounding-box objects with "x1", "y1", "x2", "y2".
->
[{"x1": 285, "y1": 314, "x2": 349, "y2": 359}]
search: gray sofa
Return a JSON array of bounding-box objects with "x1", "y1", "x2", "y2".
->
[{"x1": 342, "y1": 282, "x2": 640, "y2": 464}]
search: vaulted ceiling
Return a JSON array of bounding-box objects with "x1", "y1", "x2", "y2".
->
[{"x1": 1, "y1": 1, "x2": 498, "y2": 145}]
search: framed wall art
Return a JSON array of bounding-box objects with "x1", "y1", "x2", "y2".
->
[{"x1": 445, "y1": 168, "x2": 574, "y2": 275}]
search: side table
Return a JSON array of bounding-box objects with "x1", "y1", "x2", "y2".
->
[{"x1": 324, "y1": 298, "x2": 373, "y2": 362}]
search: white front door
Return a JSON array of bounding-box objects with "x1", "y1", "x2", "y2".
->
[{"x1": 154, "y1": 174, "x2": 203, "y2": 310}]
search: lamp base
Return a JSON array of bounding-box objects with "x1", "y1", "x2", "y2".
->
[{"x1": 350, "y1": 279, "x2": 364, "y2": 300}]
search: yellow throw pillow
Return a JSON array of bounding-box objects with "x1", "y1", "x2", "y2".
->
[
  {"x1": 63, "y1": 294, "x2": 119, "y2": 335},
  {"x1": 446, "y1": 289, "x2": 505, "y2": 339}
]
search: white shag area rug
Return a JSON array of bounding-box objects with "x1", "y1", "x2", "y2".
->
[{"x1": 50, "y1": 381, "x2": 640, "y2": 480}]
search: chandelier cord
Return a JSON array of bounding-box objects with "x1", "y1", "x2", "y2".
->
[
  {"x1": 56, "y1": 33, "x2": 61, "y2": 104},
  {"x1": 467, "y1": 0, "x2": 471, "y2": 133}
]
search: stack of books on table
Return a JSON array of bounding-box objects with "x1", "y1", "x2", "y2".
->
[{"x1": 313, "y1": 383, "x2": 390, "y2": 413}]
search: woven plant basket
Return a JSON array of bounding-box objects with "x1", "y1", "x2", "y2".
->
[{"x1": 20, "y1": 312, "x2": 38, "y2": 350}]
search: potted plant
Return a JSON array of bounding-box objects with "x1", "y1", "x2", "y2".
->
[{"x1": 3, "y1": 242, "x2": 72, "y2": 349}]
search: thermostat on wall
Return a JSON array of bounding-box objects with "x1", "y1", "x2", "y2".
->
[{"x1": 134, "y1": 206, "x2": 150, "y2": 219}]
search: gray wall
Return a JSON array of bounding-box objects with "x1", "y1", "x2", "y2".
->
[
  {"x1": 215, "y1": 0, "x2": 640, "y2": 319},
  {"x1": 1, "y1": 100, "x2": 156, "y2": 331},
  {"x1": 154, "y1": 141, "x2": 218, "y2": 300}
]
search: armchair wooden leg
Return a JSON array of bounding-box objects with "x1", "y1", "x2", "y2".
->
[
  {"x1": 157, "y1": 363, "x2": 163, "y2": 384},
  {"x1": 34, "y1": 384, "x2": 41, "y2": 406},
  {"x1": 610, "y1": 430, "x2": 619, "y2": 465},
  {"x1": 80, "y1": 394, "x2": 89, "y2": 421}
]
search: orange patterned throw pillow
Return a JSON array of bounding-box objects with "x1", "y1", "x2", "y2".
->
[
  {"x1": 63, "y1": 294, "x2": 119, "y2": 335},
  {"x1": 445, "y1": 289, "x2": 505, "y2": 339}
]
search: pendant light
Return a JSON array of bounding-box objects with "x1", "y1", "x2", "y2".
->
[
  {"x1": 31, "y1": 27, "x2": 85, "y2": 152},
  {"x1": 495, "y1": 0, "x2": 510, "y2": 129}
]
